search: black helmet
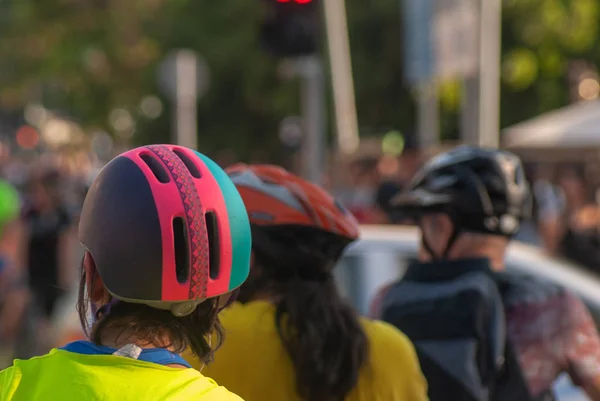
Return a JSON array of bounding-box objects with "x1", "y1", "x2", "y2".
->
[{"x1": 391, "y1": 145, "x2": 531, "y2": 237}]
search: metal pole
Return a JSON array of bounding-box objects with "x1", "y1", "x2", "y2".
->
[
  {"x1": 323, "y1": 0, "x2": 360, "y2": 155},
  {"x1": 458, "y1": 0, "x2": 481, "y2": 146},
  {"x1": 174, "y1": 51, "x2": 198, "y2": 149},
  {"x1": 461, "y1": 76, "x2": 479, "y2": 145},
  {"x1": 171, "y1": 104, "x2": 178, "y2": 145},
  {"x1": 477, "y1": 0, "x2": 501, "y2": 148},
  {"x1": 417, "y1": 81, "x2": 440, "y2": 149},
  {"x1": 296, "y1": 56, "x2": 326, "y2": 184}
]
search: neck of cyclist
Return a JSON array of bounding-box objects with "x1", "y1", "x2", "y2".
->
[
  {"x1": 98, "y1": 326, "x2": 175, "y2": 352},
  {"x1": 85, "y1": 255, "x2": 191, "y2": 368},
  {"x1": 419, "y1": 232, "x2": 508, "y2": 271},
  {"x1": 92, "y1": 299, "x2": 181, "y2": 356},
  {"x1": 97, "y1": 328, "x2": 190, "y2": 369}
]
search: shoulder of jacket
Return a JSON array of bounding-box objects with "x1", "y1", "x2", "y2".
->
[
  {"x1": 200, "y1": 384, "x2": 245, "y2": 401},
  {"x1": 495, "y1": 271, "x2": 564, "y2": 307}
]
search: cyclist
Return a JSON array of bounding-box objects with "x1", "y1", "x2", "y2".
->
[
  {"x1": 185, "y1": 164, "x2": 428, "y2": 401},
  {"x1": 0, "y1": 145, "x2": 252, "y2": 400},
  {"x1": 0, "y1": 178, "x2": 24, "y2": 283},
  {"x1": 23, "y1": 167, "x2": 76, "y2": 327},
  {"x1": 370, "y1": 146, "x2": 600, "y2": 401},
  {"x1": 0, "y1": 179, "x2": 30, "y2": 366}
]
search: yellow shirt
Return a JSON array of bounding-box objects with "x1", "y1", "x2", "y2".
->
[
  {"x1": 1, "y1": 348, "x2": 243, "y2": 401},
  {"x1": 186, "y1": 301, "x2": 428, "y2": 401}
]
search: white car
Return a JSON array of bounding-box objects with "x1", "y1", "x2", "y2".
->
[
  {"x1": 54, "y1": 225, "x2": 598, "y2": 400},
  {"x1": 333, "y1": 225, "x2": 600, "y2": 401}
]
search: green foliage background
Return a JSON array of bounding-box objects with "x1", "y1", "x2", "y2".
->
[{"x1": 0, "y1": 0, "x2": 597, "y2": 160}]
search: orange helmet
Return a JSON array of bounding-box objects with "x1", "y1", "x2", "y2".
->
[{"x1": 226, "y1": 164, "x2": 359, "y2": 265}]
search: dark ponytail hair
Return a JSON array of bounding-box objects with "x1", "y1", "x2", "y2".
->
[{"x1": 239, "y1": 227, "x2": 368, "y2": 401}]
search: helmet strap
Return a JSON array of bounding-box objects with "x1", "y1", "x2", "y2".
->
[
  {"x1": 421, "y1": 233, "x2": 439, "y2": 261},
  {"x1": 420, "y1": 215, "x2": 462, "y2": 261},
  {"x1": 94, "y1": 297, "x2": 120, "y2": 321},
  {"x1": 442, "y1": 227, "x2": 461, "y2": 259}
]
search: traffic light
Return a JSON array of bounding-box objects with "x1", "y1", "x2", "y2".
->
[{"x1": 260, "y1": 0, "x2": 320, "y2": 58}]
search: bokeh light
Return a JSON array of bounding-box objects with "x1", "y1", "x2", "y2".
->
[
  {"x1": 15, "y1": 125, "x2": 40, "y2": 149},
  {"x1": 502, "y1": 48, "x2": 539, "y2": 90},
  {"x1": 439, "y1": 80, "x2": 461, "y2": 111},
  {"x1": 578, "y1": 78, "x2": 600, "y2": 100},
  {"x1": 381, "y1": 131, "x2": 405, "y2": 156},
  {"x1": 41, "y1": 119, "x2": 72, "y2": 147},
  {"x1": 109, "y1": 108, "x2": 135, "y2": 134},
  {"x1": 140, "y1": 96, "x2": 163, "y2": 119},
  {"x1": 24, "y1": 104, "x2": 49, "y2": 128}
]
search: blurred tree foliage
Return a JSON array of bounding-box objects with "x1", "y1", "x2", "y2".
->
[
  {"x1": 0, "y1": 0, "x2": 597, "y2": 160},
  {"x1": 500, "y1": 0, "x2": 599, "y2": 125}
]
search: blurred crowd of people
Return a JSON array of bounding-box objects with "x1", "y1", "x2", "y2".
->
[
  {"x1": 2, "y1": 141, "x2": 600, "y2": 369},
  {"x1": 331, "y1": 138, "x2": 422, "y2": 226},
  {"x1": 0, "y1": 150, "x2": 93, "y2": 366},
  {"x1": 525, "y1": 164, "x2": 600, "y2": 270},
  {"x1": 333, "y1": 141, "x2": 600, "y2": 275}
]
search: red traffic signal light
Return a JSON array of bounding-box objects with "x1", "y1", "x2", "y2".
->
[{"x1": 261, "y1": 0, "x2": 320, "y2": 57}]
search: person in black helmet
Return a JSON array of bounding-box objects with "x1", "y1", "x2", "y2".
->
[{"x1": 370, "y1": 146, "x2": 600, "y2": 401}]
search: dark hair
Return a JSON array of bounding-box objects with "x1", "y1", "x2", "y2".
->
[
  {"x1": 76, "y1": 261, "x2": 224, "y2": 363},
  {"x1": 239, "y1": 227, "x2": 368, "y2": 401},
  {"x1": 350, "y1": 157, "x2": 379, "y2": 176}
]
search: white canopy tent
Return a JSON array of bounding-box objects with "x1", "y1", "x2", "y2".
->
[{"x1": 502, "y1": 100, "x2": 600, "y2": 149}]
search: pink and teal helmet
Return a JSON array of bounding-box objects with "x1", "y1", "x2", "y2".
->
[{"x1": 79, "y1": 144, "x2": 251, "y2": 316}]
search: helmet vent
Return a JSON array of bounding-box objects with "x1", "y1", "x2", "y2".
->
[
  {"x1": 173, "y1": 149, "x2": 201, "y2": 179},
  {"x1": 205, "y1": 212, "x2": 220, "y2": 280},
  {"x1": 172, "y1": 217, "x2": 190, "y2": 283},
  {"x1": 140, "y1": 154, "x2": 170, "y2": 184}
]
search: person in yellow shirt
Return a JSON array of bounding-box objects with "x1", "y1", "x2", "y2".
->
[
  {"x1": 0, "y1": 145, "x2": 252, "y2": 401},
  {"x1": 186, "y1": 164, "x2": 428, "y2": 401}
]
